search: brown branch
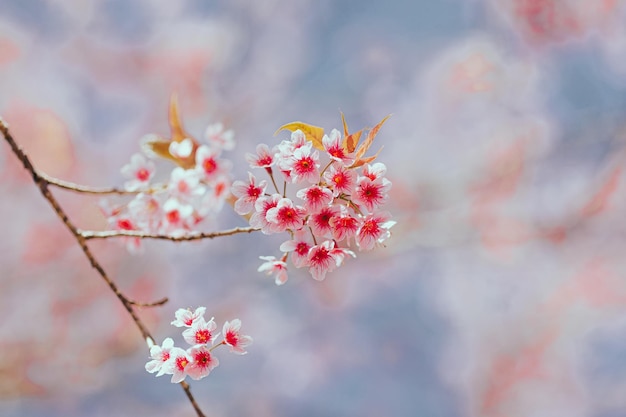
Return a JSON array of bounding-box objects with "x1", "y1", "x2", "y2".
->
[
  {"x1": 0, "y1": 117, "x2": 206, "y2": 417},
  {"x1": 80, "y1": 226, "x2": 259, "y2": 241},
  {"x1": 127, "y1": 296, "x2": 169, "y2": 307},
  {"x1": 40, "y1": 172, "x2": 167, "y2": 195}
]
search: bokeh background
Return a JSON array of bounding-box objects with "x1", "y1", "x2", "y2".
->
[{"x1": 2, "y1": 1, "x2": 626, "y2": 416}]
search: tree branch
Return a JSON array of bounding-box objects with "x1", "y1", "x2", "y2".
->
[
  {"x1": 0, "y1": 117, "x2": 206, "y2": 417},
  {"x1": 80, "y1": 226, "x2": 258, "y2": 241}
]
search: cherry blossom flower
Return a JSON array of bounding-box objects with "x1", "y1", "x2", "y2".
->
[
  {"x1": 121, "y1": 153, "x2": 155, "y2": 191},
  {"x1": 182, "y1": 316, "x2": 218, "y2": 345},
  {"x1": 309, "y1": 205, "x2": 339, "y2": 238},
  {"x1": 265, "y1": 197, "x2": 306, "y2": 232},
  {"x1": 323, "y1": 163, "x2": 356, "y2": 195},
  {"x1": 128, "y1": 193, "x2": 162, "y2": 232},
  {"x1": 145, "y1": 338, "x2": 175, "y2": 377},
  {"x1": 258, "y1": 255, "x2": 288, "y2": 285},
  {"x1": 307, "y1": 240, "x2": 342, "y2": 281},
  {"x1": 323, "y1": 129, "x2": 354, "y2": 164},
  {"x1": 204, "y1": 122, "x2": 234, "y2": 151},
  {"x1": 195, "y1": 145, "x2": 229, "y2": 181},
  {"x1": 352, "y1": 175, "x2": 392, "y2": 213},
  {"x1": 250, "y1": 193, "x2": 283, "y2": 234},
  {"x1": 283, "y1": 142, "x2": 320, "y2": 183},
  {"x1": 186, "y1": 345, "x2": 220, "y2": 380},
  {"x1": 245, "y1": 143, "x2": 276, "y2": 168},
  {"x1": 109, "y1": 216, "x2": 142, "y2": 253},
  {"x1": 330, "y1": 206, "x2": 361, "y2": 242},
  {"x1": 167, "y1": 167, "x2": 205, "y2": 201},
  {"x1": 296, "y1": 185, "x2": 334, "y2": 213},
  {"x1": 161, "y1": 198, "x2": 195, "y2": 234},
  {"x1": 356, "y1": 211, "x2": 396, "y2": 251},
  {"x1": 222, "y1": 319, "x2": 253, "y2": 355},
  {"x1": 279, "y1": 229, "x2": 313, "y2": 268},
  {"x1": 171, "y1": 307, "x2": 207, "y2": 327},
  {"x1": 166, "y1": 347, "x2": 192, "y2": 383},
  {"x1": 231, "y1": 172, "x2": 267, "y2": 215},
  {"x1": 361, "y1": 162, "x2": 387, "y2": 181}
]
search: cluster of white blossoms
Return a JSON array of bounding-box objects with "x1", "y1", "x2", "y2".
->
[
  {"x1": 233, "y1": 119, "x2": 396, "y2": 284},
  {"x1": 146, "y1": 307, "x2": 252, "y2": 383},
  {"x1": 101, "y1": 122, "x2": 234, "y2": 252}
]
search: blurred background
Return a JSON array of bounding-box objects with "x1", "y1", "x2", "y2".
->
[{"x1": 2, "y1": 0, "x2": 626, "y2": 416}]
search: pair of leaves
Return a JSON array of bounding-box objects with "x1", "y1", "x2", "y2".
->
[
  {"x1": 276, "y1": 114, "x2": 390, "y2": 168},
  {"x1": 142, "y1": 94, "x2": 199, "y2": 169}
]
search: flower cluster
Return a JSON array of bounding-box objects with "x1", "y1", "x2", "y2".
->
[
  {"x1": 102, "y1": 99, "x2": 234, "y2": 252},
  {"x1": 146, "y1": 307, "x2": 252, "y2": 383},
  {"x1": 233, "y1": 118, "x2": 396, "y2": 284}
]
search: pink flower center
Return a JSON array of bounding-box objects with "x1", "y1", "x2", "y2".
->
[
  {"x1": 176, "y1": 357, "x2": 189, "y2": 371},
  {"x1": 295, "y1": 242, "x2": 310, "y2": 256},
  {"x1": 117, "y1": 219, "x2": 134, "y2": 230},
  {"x1": 258, "y1": 155, "x2": 273, "y2": 166},
  {"x1": 194, "y1": 351, "x2": 211, "y2": 367},
  {"x1": 248, "y1": 185, "x2": 261, "y2": 198},
  {"x1": 161, "y1": 351, "x2": 170, "y2": 362},
  {"x1": 167, "y1": 210, "x2": 180, "y2": 224},
  {"x1": 195, "y1": 329, "x2": 211, "y2": 344},
  {"x1": 202, "y1": 158, "x2": 217, "y2": 174},
  {"x1": 225, "y1": 330, "x2": 239, "y2": 346},
  {"x1": 136, "y1": 168, "x2": 150, "y2": 181}
]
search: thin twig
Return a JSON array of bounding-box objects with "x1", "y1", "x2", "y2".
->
[
  {"x1": 40, "y1": 172, "x2": 167, "y2": 195},
  {"x1": 0, "y1": 117, "x2": 206, "y2": 417},
  {"x1": 127, "y1": 296, "x2": 169, "y2": 307},
  {"x1": 80, "y1": 226, "x2": 258, "y2": 241}
]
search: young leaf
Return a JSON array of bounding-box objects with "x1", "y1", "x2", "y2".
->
[
  {"x1": 275, "y1": 121, "x2": 325, "y2": 150},
  {"x1": 141, "y1": 93, "x2": 198, "y2": 169},
  {"x1": 354, "y1": 115, "x2": 390, "y2": 161}
]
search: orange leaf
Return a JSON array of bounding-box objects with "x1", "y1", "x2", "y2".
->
[
  {"x1": 341, "y1": 112, "x2": 349, "y2": 138},
  {"x1": 344, "y1": 129, "x2": 363, "y2": 153},
  {"x1": 168, "y1": 93, "x2": 191, "y2": 143},
  {"x1": 354, "y1": 114, "x2": 390, "y2": 161},
  {"x1": 350, "y1": 146, "x2": 383, "y2": 168},
  {"x1": 275, "y1": 121, "x2": 325, "y2": 150}
]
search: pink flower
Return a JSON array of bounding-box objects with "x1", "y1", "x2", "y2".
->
[
  {"x1": 323, "y1": 164, "x2": 356, "y2": 196},
  {"x1": 258, "y1": 255, "x2": 288, "y2": 285},
  {"x1": 222, "y1": 319, "x2": 253, "y2": 355},
  {"x1": 250, "y1": 194, "x2": 282, "y2": 234},
  {"x1": 231, "y1": 172, "x2": 267, "y2": 215},
  {"x1": 109, "y1": 216, "x2": 142, "y2": 253},
  {"x1": 309, "y1": 205, "x2": 339, "y2": 238},
  {"x1": 204, "y1": 122, "x2": 234, "y2": 151},
  {"x1": 182, "y1": 316, "x2": 218, "y2": 345},
  {"x1": 361, "y1": 162, "x2": 387, "y2": 181},
  {"x1": 265, "y1": 198, "x2": 306, "y2": 232},
  {"x1": 296, "y1": 185, "x2": 334, "y2": 213},
  {"x1": 323, "y1": 129, "x2": 354, "y2": 164},
  {"x1": 351, "y1": 176, "x2": 392, "y2": 212},
  {"x1": 166, "y1": 347, "x2": 192, "y2": 383},
  {"x1": 168, "y1": 167, "x2": 205, "y2": 201},
  {"x1": 283, "y1": 142, "x2": 320, "y2": 184},
  {"x1": 186, "y1": 345, "x2": 220, "y2": 380},
  {"x1": 356, "y1": 211, "x2": 396, "y2": 251},
  {"x1": 161, "y1": 198, "x2": 194, "y2": 234},
  {"x1": 245, "y1": 143, "x2": 276, "y2": 168},
  {"x1": 330, "y1": 206, "x2": 360, "y2": 242},
  {"x1": 195, "y1": 145, "x2": 229, "y2": 181},
  {"x1": 279, "y1": 229, "x2": 313, "y2": 268},
  {"x1": 171, "y1": 307, "x2": 207, "y2": 327},
  {"x1": 121, "y1": 153, "x2": 155, "y2": 191},
  {"x1": 307, "y1": 240, "x2": 342, "y2": 281},
  {"x1": 128, "y1": 193, "x2": 161, "y2": 232},
  {"x1": 145, "y1": 337, "x2": 175, "y2": 377}
]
